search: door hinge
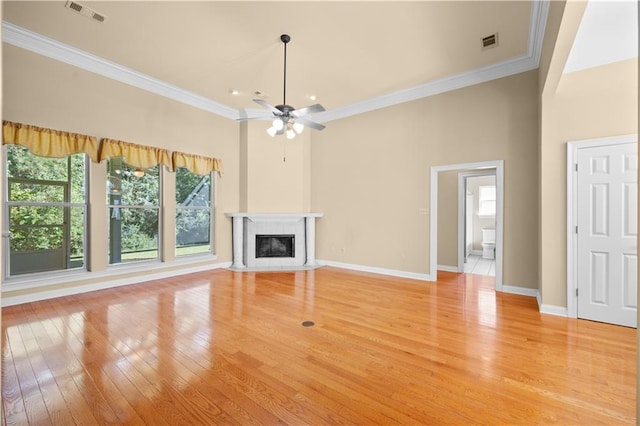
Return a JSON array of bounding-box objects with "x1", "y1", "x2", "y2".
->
[
  {"x1": 576, "y1": 288, "x2": 579, "y2": 297},
  {"x1": 575, "y1": 163, "x2": 578, "y2": 172},
  {"x1": 575, "y1": 225, "x2": 578, "y2": 234}
]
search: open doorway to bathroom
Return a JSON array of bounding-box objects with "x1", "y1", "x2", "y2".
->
[
  {"x1": 459, "y1": 171, "x2": 497, "y2": 277},
  {"x1": 430, "y1": 160, "x2": 504, "y2": 291}
]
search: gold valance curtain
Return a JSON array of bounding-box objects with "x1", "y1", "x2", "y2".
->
[
  {"x1": 99, "y1": 138, "x2": 172, "y2": 170},
  {"x1": 3, "y1": 121, "x2": 223, "y2": 175},
  {"x1": 2, "y1": 120, "x2": 99, "y2": 162},
  {"x1": 172, "y1": 151, "x2": 223, "y2": 176}
]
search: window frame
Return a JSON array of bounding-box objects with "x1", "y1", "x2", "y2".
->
[
  {"x1": 175, "y1": 168, "x2": 215, "y2": 258},
  {"x1": 2, "y1": 145, "x2": 89, "y2": 280},
  {"x1": 106, "y1": 159, "x2": 163, "y2": 266}
]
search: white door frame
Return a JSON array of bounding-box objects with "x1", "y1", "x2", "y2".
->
[
  {"x1": 430, "y1": 160, "x2": 504, "y2": 290},
  {"x1": 566, "y1": 134, "x2": 637, "y2": 319},
  {"x1": 457, "y1": 170, "x2": 497, "y2": 272}
]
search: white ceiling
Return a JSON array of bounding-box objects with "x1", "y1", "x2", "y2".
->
[
  {"x1": 2, "y1": 1, "x2": 635, "y2": 123},
  {"x1": 564, "y1": 0, "x2": 638, "y2": 74}
]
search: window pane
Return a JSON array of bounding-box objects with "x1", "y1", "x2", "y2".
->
[
  {"x1": 107, "y1": 158, "x2": 159, "y2": 206},
  {"x1": 70, "y1": 155, "x2": 86, "y2": 203},
  {"x1": 9, "y1": 181, "x2": 65, "y2": 203},
  {"x1": 175, "y1": 167, "x2": 212, "y2": 257},
  {"x1": 479, "y1": 185, "x2": 496, "y2": 201},
  {"x1": 5, "y1": 145, "x2": 87, "y2": 276},
  {"x1": 106, "y1": 158, "x2": 160, "y2": 264},
  {"x1": 6, "y1": 145, "x2": 85, "y2": 203},
  {"x1": 478, "y1": 200, "x2": 496, "y2": 216},
  {"x1": 176, "y1": 209, "x2": 211, "y2": 255},
  {"x1": 176, "y1": 168, "x2": 210, "y2": 206},
  {"x1": 10, "y1": 205, "x2": 64, "y2": 226},
  {"x1": 8, "y1": 206, "x2": 85, "y2": 275},
  {"x1": 108, "y1": 207, "x2": 159, "y2": 263}
]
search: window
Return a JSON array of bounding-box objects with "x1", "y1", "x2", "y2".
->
[
  {"x1": 4, "y1": 145, "x2": 87, "y2": 276},
  {"x1": 175, "y1": 168, "x2": 213, "y2": 256},
  {"x1": 107, "y1": 158, "x2": 160, "y2": 264},
  {"x1": 478, "y1": 185, "x2": 496, "y2": 217}
]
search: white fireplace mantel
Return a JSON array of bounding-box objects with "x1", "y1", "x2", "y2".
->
[{"x1": 225, "y1": 212, "x2": 323, "y2": 271}]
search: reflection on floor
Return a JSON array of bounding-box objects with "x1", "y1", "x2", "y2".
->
[{"x1": 464, "y1": 254, "x2": 495, "y2": 276}]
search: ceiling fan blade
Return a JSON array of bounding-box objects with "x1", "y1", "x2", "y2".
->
[
  {"x1": 294, "y1": 117, "x2": 326, "y2": 131},
  {"x1": 291, "y1": 103, "x2": 326, "y2": 118},
  {"x1": 253, "y1": 98, "x2": 281, "y2": 115}
]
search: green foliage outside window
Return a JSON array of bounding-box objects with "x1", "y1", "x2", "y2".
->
[
  {"x1": 175, "y1": 167, "x2": 211, "y2": 254},
  {"x1": 6, "y1": 145, "x2": 85, "y2": 261}
]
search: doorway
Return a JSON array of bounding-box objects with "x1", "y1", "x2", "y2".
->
[
  {"x1": 458, "y1": 171, "x2": 497, "y2": 276},
  {"x1": 430, "y1": 160, "x2": 504, "y2": 291},
  {"x1": 567, "y1": 135, "x2": 637, "y2": 327}
]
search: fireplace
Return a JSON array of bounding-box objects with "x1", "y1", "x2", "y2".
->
[
  {"x1": 256, "y1": 235, "x2": 295, "y2": 258},
  {"x1": 225, "y1": 212, "x2": 323, "y2": 270}
]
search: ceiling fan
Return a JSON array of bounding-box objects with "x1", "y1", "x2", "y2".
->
[{"x1": 238, "y1": 34, "x2": 326, "y2": 139}]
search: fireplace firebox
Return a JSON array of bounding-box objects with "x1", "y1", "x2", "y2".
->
[{"x1": 256, "y1": 234, "x2": 295, "y2": 258}]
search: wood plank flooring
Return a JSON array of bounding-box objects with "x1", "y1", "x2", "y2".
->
[{"x1": 1, "y1": 267, "x2": 636, "y2": 424}]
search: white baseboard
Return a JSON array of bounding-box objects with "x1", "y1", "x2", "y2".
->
[
  {"x1": 437, "y1": 265, "x2": 459, "y2": 273},
  {"x1": 470, "y1": 249, "x2": 483, "y2": 256},
  {"x1": 502, "y1": 284, "x2": 539, "y2": 298},
  {"x1": 317, "y1": 260, "x2": 432, "y2": 282},
  {"x1": 502, "y1": 285, "x2": 569, "y2": 317},
  {"x1": 538, "y1": 303, "x2": 569, "y2": 317},
  {"x1": 535, "y1": 291, "x2": 568, "y2": 316},
  {"x1": 1, "y1": 261, "x2": 232, "y2": 307}
]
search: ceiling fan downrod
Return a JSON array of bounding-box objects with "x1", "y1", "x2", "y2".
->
[{"x1": 280, "y1": 34, "x2": 290, "y2": 113}]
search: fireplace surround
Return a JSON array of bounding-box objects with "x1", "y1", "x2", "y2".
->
[{"x1": 225, "y1": 213, "x2": 323, "y2": 270}]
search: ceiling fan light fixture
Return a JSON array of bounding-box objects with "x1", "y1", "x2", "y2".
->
[
  {"x1": 293, "y1": 122, "x2": 304, "y2": 134},
  {"x1": 286, "y1": 128, "x2": 296, "y2": 139},
  {"x1": 266, "y1": 126, "x2": 278, "y2": 137},
  {"x1": 272, "y1": 118, "x2": 284, "y2": 131}
]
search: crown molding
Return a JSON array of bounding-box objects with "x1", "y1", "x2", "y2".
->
[
  {"x1": 2, "y1": 21, "x2": 238, "y2": 120},
  {"x1": 312, "y1": 53, "x2": 537, "y2": 123},
  {"x1": 313, "y1": 0, "x2": 549, "y2": 123},
  {"x1": 2, "y1": 1, "x2": 548, "y2": 123}
]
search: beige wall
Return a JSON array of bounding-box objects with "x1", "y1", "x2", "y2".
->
[
  {"x1": 539, "y1": 58, "x2": 638, "y2": 308},
  {"x1": 2, "y1": 45, "x2": 240, "y2": 298},
  {"x1": 537, "y1": 0, "x2": 638, "y2": 309},
  {"x1": 241, "y1": 120, "x2": 311, "y2": 213},
  {"x1": 437, "y1": 170, "x2": 458, "y2": 267},
  {"x1": 311, "y1": 70, "x2": 539, "y2": 288}
]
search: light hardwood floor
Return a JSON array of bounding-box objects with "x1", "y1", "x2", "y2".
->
[{"x1": 1, "y1": 267, "x2": 636, "y2": 424}]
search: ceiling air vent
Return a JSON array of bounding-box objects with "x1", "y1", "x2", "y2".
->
[
  {"x1": 482, "y1": 33, "x2": 499, "y2": 50},
  {"x1": 65, "y1": 1, "x2": 107, "y2": 23}
]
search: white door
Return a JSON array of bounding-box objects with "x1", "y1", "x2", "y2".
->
[{"x1": 577, "y1": 142, "x2": 637, "y2": 327}]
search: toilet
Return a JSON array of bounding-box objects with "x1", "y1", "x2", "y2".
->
[{"x1": 481, "y1": 228, "x2": 496, "y2": 260}]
